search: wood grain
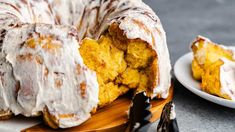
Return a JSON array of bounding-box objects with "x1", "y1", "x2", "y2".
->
[{"x1": 23, "y1": 85, "x2": 173, "y2": 132}]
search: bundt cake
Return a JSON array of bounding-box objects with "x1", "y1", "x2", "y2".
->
[
  {"x1": 0, "y1": 0, "x2": 171, "y2": 128},
  {"x1": 191, "y1": 36, "x2": 235, "y2": 100}
]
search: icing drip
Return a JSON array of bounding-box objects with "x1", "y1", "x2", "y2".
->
[{"x1": 220, "y1": 58, "x2": 235, "y2": 100}]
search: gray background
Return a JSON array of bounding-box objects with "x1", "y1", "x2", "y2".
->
[{"x1": 144, "y1": 0, "x2": 235, "y2": 131}]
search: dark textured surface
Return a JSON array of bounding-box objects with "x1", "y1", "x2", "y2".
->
[{"x1": 144, "y1": 0, "x2": 235, "y2": 131}]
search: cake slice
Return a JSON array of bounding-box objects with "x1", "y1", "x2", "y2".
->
[{"x1": 191, "y1": 36, "x2": 235, "y2": 100}]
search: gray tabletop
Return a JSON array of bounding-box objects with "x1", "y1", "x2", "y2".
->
[{"x1": 144, "y1": 0, "x2": 235, "y2": 131}]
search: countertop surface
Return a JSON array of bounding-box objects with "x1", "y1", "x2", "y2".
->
[{"x1": 144, "y1": 0, "x2": 235, "y2": 131}]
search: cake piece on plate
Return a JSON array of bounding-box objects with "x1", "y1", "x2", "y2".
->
[{"x1": 191, "y1": 36, "x2": 235, "y2": 100}]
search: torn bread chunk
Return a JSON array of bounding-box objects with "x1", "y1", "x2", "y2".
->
[
  {"x1": 80, "y1": 25, "x2": 158, "y2": 106},
  {"x1": 191, "y1": 36, "x2": 235, "y2": 100}
]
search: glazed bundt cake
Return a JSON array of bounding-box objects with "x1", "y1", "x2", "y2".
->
[
  {"x1": 0, "y1": 0, "x2": 171, "y2": 128},
  {"x1": 191, "y1": 36, "x2": 235, "y2": 100}
]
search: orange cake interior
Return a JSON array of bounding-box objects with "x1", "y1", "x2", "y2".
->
[
  {"x1": 79, "y1": 24, "x2": 158, "y2": 107},
  {"x1": 191, "y1": 36, "x2": 235, "y2": 100},
  {"x1": 191, "y1": 37, "x2": 234, "y2": 80}
]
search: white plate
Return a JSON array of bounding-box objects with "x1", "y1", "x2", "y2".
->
[{"x1": 174, "y1": 52, "x2": 235, "y2": 109}]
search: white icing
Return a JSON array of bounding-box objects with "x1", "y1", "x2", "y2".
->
[
  {"x1": 1, "y1": 24, "x2": 99, "y2": 128},
  {"x1": 133, "y1": 122, "x2": 141, "y2": 129},
  {"x1": 170, "y1": 104, "x2": 176, "y2": 120},
  {"x1": 220, "y1": 58, "x2": 235, "y2": 101},
  {"x1": 192, "y1": 36, "x2": 210, "y2": 65}
]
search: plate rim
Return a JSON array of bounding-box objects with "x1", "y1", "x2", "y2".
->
[{"x1": 174, "y1": 52, "x2": 235, "y2": 109}]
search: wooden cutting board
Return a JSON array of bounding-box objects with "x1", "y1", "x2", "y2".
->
[{"x1": 23, "y1": 85, "x2": 173, "y2": 132}]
